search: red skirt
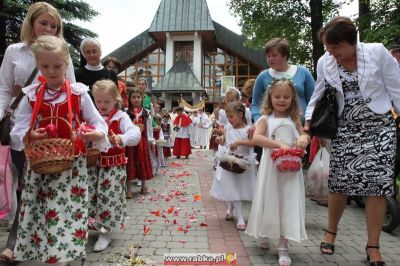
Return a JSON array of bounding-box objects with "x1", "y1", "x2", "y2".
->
[
  {"x1": 126, "y1": 133, "x2": 153, "y2": 180},
  {"x1": 173, "y1": 138, "x2": 191, "y2": 157},
  {"x1": 163, "y1": 146, "x2": 171, "y2": 157}
]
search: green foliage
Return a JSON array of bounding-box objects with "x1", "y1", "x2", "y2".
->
[
  {"x1": 357, "y1": 0, "x2": 400, "y2": 46},
  {"x1": 0, "y1": 0, "x2": 99, "y2": 65},
  {"x1": 228, "y1": 0, "x2": 343, "y2": 69}
]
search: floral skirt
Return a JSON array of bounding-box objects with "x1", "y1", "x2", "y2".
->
[
  {"x1": 14, "y1": 156, "x2": 88, "y2": 263},
  {"x1": 88, "y1": 165, "x2": 126, "y2": 232}
]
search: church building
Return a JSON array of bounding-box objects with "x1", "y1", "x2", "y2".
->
[{"x1": 104, "y1": 0, "x2": 267, "y2": 110}]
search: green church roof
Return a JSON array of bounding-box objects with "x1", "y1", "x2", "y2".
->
[
  {"x1": 152, "y1": 59, "x2": 204, "y2": 93},
  {"x1": 149, "y1": 0, "x2": 214, "y2": 32},
  {"x1": 102, "y1": 30, "x2": 157, "y2": 70}
]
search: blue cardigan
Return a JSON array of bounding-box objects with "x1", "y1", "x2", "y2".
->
[{"x1": 250, "y1": 66, "x2": 315, "y2": 123}]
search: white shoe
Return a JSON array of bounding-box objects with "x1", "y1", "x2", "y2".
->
[
  {"x1": 277, "y1": 248, "x2": 291, "y2": 266},
  {"x1": 278, "y1": 255, "x2": 291, "y2": 266},
  {"x1": 136, "y1": 180, "x2": 142, "y2": 187},
  {"x1": 93, "y1": 233, "x2": 111, "y2": 252}
]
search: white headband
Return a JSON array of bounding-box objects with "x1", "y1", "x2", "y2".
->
[{"x1": 80, "y1": 38, "x2": 102, "y2": 54}]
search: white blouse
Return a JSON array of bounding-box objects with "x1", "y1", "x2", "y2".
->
[
  {"x1": 10, "y1": 83, "x2": 110, "y2": 152},
  {"x1": 105, "y1": 110, "x2": 141, "y2": 147}
]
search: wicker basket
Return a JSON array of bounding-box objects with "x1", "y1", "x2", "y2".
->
[
  {"x1": 24, "y1": 116, "x2": 74, "y2": 175},
  {"x1": 86, "y1": 148, "x2": 100, "y2": 167},
  {"x1": 219, "y1": 154, "x2": 247, "y2": 174}
]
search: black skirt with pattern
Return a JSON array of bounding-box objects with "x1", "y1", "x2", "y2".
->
[{"x1": 328, "y1": 66, "x2": 396, "y2": 196}]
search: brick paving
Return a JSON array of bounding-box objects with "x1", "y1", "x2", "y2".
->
[{"x1": 0, "y1": 149, "x2": 399, "y2": 265}]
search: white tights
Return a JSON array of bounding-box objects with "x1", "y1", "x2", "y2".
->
[{"x1": 226, "y1": 201, "x2": 245, "y2": 225}]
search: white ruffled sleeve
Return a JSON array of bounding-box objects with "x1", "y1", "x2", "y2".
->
[
  {"x1": 79, "y1": 89, "x2": 111, "y2": 152},
  {"x1": 10, "y1": 96, "x2": 33, "y2": 151},
  {"x1": 146, "y1": 114, "x2": 155, "y2": 143},
  {"x1": 118, "y1": 111, "x2": 141, "y2": 147}
]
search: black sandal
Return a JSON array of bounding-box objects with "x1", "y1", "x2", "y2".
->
[
  {"x1": 365, "y1": 245, "x2": 386, "y2": 266},
  {"x1": 320, "y1": 229, "x2": 336, "y2": 255}
]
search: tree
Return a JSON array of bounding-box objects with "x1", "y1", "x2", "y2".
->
[
  {"x1": 0, "y1": 0, "x2": 98, "y2": 65},
  {"x1": 357, "y1": 0, "x2": 400, "y2": 45},
  {"x1": 228, "y1": 0, "x2": 343, "y2": 75}
]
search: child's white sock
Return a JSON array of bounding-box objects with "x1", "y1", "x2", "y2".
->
[
  {"x1": 233, "y1": 201, "x2": 245, "y2": 225},
  {"x1": 226, "y1": 201, "x2": 234, "y2": 215}
]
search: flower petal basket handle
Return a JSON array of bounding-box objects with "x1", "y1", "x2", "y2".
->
[{"x1": 24, "y1": 116, "x2": 74, "y2": 175}]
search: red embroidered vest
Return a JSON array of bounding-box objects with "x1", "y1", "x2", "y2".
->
[
  {"x1": 29, "y1": 84, "x2": 86, "y2": 156},
  {"x1": 99, "y1": 117, "x2": 127, "y2": 167}
]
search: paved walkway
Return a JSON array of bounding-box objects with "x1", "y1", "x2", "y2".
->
[{"x1": 0, "y1": 149, "x2": 399, "y2": 265}]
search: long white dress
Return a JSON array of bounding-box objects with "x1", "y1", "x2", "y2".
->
[
  {"x1": 210, "y1": 124, "x2": 257, "y2": 201},
  {"x1": 193, "y1": 113, "x2": 212, "y2": 147},
  {"x1": 245, "y1": 115, "x2": 307, "y2": 242}
]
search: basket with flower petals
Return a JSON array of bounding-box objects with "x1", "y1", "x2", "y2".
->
[
  {"x1": 24, "y1": 116, "x2": 74, "y2": 175},
  {"x1": 271, "y1": 148, "x2": 305, "y2": 172}
]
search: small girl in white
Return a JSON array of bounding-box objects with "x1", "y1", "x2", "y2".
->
[
  {"x1": 210, "y1": 102, "x2": 257, "y2": 230},
  {"x1": 90, "y1": 80, "x2": 141, "y2": 252},
  {"x1": 245, "y1": 79, "x2": 310, "y2": 266}
]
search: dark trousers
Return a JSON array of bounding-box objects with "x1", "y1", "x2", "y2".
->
[{"x1": 6, "y1": 150, "x2": 25, "y2": 250}]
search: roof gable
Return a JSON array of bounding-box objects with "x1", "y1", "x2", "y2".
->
[
  {"x1": 149, "y1": 0, "x2": 214, "y2": 32},
  {"x1": 152, "y1": 59, "x2": 204, "y2": 93},
  {"x1": 213, "y1": 21, "x2": 267, "y2": 68}
]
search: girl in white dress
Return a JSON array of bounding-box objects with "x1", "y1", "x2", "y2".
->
[
  {"x1": 210, "y1": 102, "x2": 257, "y2": 230},
  {"x1": 245, "y1": 79, "x2": 310, "y2": 266}
]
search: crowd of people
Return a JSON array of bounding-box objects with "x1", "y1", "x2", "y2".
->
[{"x1": 0, "y1": 2, "x2": 399, "y2": 266}]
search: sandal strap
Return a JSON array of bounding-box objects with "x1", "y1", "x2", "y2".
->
[
  {"x1": 366, "y1": 245, "x2": 380, "y2": 250},
  {"x1": 323, "y1": 228, "x2": 337, "y2": 235}
]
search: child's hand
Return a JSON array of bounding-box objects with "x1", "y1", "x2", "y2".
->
[
  {"x1": 135, "y1": 123, "x2": 145, "y2": 133},
  {"x1": 230, "y1": 140, "x2": 241, "y2": 151},
  {"x1": 80, "y1": 130, "x2": 104, "y2": 142},
  {"x1": 150, "y1": 143, "x2": 156, "y2": 152},
  {"x1": 279, "y1": 142, "x2": 290, "y2": 149},
  {"x1": 296, "y1": 135, "x2": 309, "y2": 149},
  {"x1": 30, "y1": 128, "x2": 47, "y2": 140},
  {"x1": 215, "y1": 135, "x2": 224, "y2": 145},
  {"x1": 108, "y1": 130, "x2": 122, "y2": 147}
]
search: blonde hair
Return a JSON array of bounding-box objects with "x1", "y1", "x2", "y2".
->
[
  {"x1": 224, "y1": 87, "x2": 241, "y2": 102},
  {"x1": 20, "y1": 2, "x2": 63, "y2": 44},
  {"x1": 261, "y1": 79, "x2": 301, "y2": 122},
  {"x1": 92, "y1": 80, "x2": 122, "y2": 108},
  {"x1": 31, "y1": 35, "x2": 69, "y2": 63}
]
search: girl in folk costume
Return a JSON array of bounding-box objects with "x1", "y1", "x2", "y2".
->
[
  {"x1": 245, "y1": 79, "x2": 310, "y2": 266},
  {"x1": 90, "y1": 80, "x2": 141, "y2": 252},
  {"x1": 153, "y1": 114, "x2": 166, "y2": 168},
  {"x1": 126, "y1": 88, "x2": 155, "y2": 196},
  {"x1": 160, "y1": 108, "x2": 172, "y2": 158},
  {"x1": 210, "y1": 102, "x2": 257, "y2": 231},
  {"x1": 172, "y1": 106, "x2": 193, "y2": 159},
  {"x1": 10, "y1": 36, "x2": 109, "y2": 264}
]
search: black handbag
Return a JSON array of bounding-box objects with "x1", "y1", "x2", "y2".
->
[
  {"x1": 0, "y1": 68, "x2": 38, "y2": 145},
  {"x1": 310, "y1": 82, "x2": 338, "y2": 139}
]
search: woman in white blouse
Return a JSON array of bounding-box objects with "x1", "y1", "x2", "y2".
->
[{"x1": 0, "y1": 2, "x2": 75, "y2": 262}]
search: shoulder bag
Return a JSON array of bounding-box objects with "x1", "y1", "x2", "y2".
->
[
  {"x1": 0, "y1": 68, "x2": 38, "y2": 145},
  {"x1": 310, "y1": 82, "x2": 338, "y2": 139}
]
